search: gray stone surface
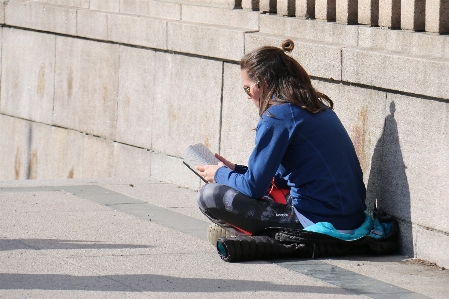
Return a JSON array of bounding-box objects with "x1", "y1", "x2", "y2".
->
[
  {"x1": 277, "y1": 0, "x2": 296, "y2": 16},
  {"x1": 181, "y1": 0, "x2": 237, "y2": 9},
  {"x1": 414, "y1": 225, "x2": 449, "y2": 270},
  {"x1": 242, "y1": 0, "x2": 259, "y2": 10},
  {"x1": 108, "y1": 13, "x2": 168, "y2": 49},
  {"x1": 336, "y1": 0, "x2": 358, "y2": 24},
  {"x1": 76, "y1": 9, "x2": 109, "y2": 40},
  {"x1": 112, "y1": 143, "x2": 152, "y2": 178},
  {"x1": 342, "y1": 47, "x2": 449, "y2": 100},
  {"x1": 150, "y1": 151, "x2": 202, "y2": 190},
  {"x1": 0, "y1": 28, "x2": 55, "y2": 125},
  {"x1": 358, "y1": 27, "x2": 449, "y2": 59},
  {"x1": 378, "y1": 0, "x2": 401, "y2": 29},
  {"x1": 116, "y1": 46, "x2": 155, "y2": 149},
  {"x1": 315, "y1": 0, "x2": 336, "y2": 21},
  {"x1": 181, "y1": 4, "x2": 259, "y2": 29},
  {"x1": 81, "y1": 135, "x2": 115, "y2": 178},
  {"x1": 379, "y1": 93, "x2": 449, "y2": 232},
  {"x1": 0, "y1": 116, "x2": 85, "y2": 181},
  {"x1": 32, "y1": 0, "x2": 90, "y2": 7},
  {"x1": 246, "y1": 33, "x2": 343, "y2": 80},
  {"x1": 259, "y1": 14, "x2": 359, "y2": 46},
  {"x1": 120, "y1": 0, "x2": 181, "y2": 19},
  {"x1": 0, "y1": 2, "x2": 4, "y2": 24},
  {"x1": 0, "y1": 178, "x2": 448, "y2": 298},
  {"x1": 90, "y1": 0, "x2": 120, "y2": 12},
  {"x1": 0, "y1": 115, "x2": 31, "y2": 181},
  {"x1": 401, "y1": 0, "x2": 425, "y2": 31},
  {"x1": 358, "y1": 0, "x2": 379, "y2": 26},
  {"x1": 5, "y1": 0, "x2": 77, "y2": 35},
  {"x1": 295, "y1": 0, "x2": 316, "y2": 19},
  {"x1": 220, "y1": 63, "x2": 259, "y2": 166},
  {"x1": 25, "y1": 123, "x2": 84, "y2": 180},
  {"x1": 425, "y1": 0, "x2": 449, "y2": 34},
  {"x1": 167, "y1": 21, "x2": 246, "y2": 61},
  {"x1": 53, "y1": 36, "x2": 119, "y2": 140},
  {"x1": 151, "y1": 52, "x2": 222, "y2": 158},
  {"x1": 260, "y1": 0, "x2": 276, "y2": 13}
]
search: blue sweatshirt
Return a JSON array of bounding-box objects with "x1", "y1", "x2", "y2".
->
[{"x1": 214, "y1": 103, "x2": 366, "y2": 230}]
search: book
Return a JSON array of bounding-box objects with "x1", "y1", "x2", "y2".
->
[{"x1": 183, "y1": 143, "x2": 220, "y2": 183}]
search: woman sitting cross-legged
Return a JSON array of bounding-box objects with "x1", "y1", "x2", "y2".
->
[{"x1": 195, "y1": 39, "x2": 367, "y2": 245}]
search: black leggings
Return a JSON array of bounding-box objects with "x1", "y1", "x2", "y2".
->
[{"x1": 197, "y1": 183, "x2": 303, "y2": 235}]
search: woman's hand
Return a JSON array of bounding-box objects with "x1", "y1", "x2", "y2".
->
[
  {"x1": 215, "y1": 153, "x2": 235, "y2": 170},
  {"x1": 195, "y1": 163, "x2": 225, "y2": 183}
]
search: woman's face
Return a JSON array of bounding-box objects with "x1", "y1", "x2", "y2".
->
[{"x1": 241, "y1": 69, "x2": 260, "y2": 108}]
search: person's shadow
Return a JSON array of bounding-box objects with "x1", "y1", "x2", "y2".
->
[{"x1": 367, "y1": 101, "x2": 413, "y2": 256}]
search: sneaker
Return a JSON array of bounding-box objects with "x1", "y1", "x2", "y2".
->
[{"x1": 206, "y1": 223, "x2": 246, "y2": 246}]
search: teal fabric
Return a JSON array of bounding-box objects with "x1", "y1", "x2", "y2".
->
[{"x1": 304, "y1": 212, "x2": 391, "y2": 240}]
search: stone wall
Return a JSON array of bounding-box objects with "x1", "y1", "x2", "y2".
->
[{"x1": 0, "y1": 0, "x2": 448, "y2": 267}]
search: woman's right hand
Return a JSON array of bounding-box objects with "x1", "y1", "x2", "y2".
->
[{"x1": 215, "y1": 153, "x2": 235, "y2": 170}]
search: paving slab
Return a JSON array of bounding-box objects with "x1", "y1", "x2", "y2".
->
[{"x1": 0, "y1": 178, "x2": 448, "y2": 298}]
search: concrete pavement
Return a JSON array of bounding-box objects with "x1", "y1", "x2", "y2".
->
[{"x1": 0, "y1": 177, "x2": 448, "y2": 298}]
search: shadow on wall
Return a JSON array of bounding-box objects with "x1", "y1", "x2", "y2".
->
[{"x1": 367, "y1": 101, "x2": 414, "y2": 256}]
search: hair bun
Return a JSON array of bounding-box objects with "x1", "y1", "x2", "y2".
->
[{"x1": 282, "y1": 39, "x2": 294, "y2": 53}]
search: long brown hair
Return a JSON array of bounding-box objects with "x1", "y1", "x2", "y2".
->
[{"x1": 240, "y1": 39, "x2": 333, "y2": 117}]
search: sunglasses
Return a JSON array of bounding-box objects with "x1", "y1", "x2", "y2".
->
[{"x1": 243, "y1": 81, "x2": 259, "y2": 96}]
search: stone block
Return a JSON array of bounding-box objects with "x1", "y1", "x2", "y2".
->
[
  {"x1": 108, "y1": 13, "x2": 167, "y2": 49},
  {"x1": 0, "y1": 2, "x2": 4, "y2": 24},
  {"x1": 5, "y1": 1, "x2": 77, "y2": 35},
  {"x1": 76, "y1": 9, "x2": 109, "y2": 40},
  {"x1": 45, "y1": 126, "x2": 85, "y2": 179},
  {"x1": 167, "y1": 21, "x2": 246, "y2": 61},
  {"x1": 181, "y1": 4, "x2": 259, "y2": 29},
  {"x1": 259, "y1": 14, "x2": 359, "y2": 46},
  {"x1": 150, "y1": 152, "x2": 201, "y2": 190},
  {"x1": 28, "y1": 124, "x2": 85, "y2": 180},
  {"x1": 414, "y1": 226, "x2": 449, "y2": 269},
  {"x1": 82, "y1": 135, "x2": 115, "y2": 178},
  {"x1": 182, "y1": 0, "x2": 237, "y2": 9},
  {"x1": 220, "y1": 63, "x2": 259, "y2": 166},
  {"x1": 0, "y1": 116, "x2": 84, "y2": 181},
  {"x1": 378, "y1": 0, "x2": 401, "y2": 29},
  {"x1": 425, "y1": 0, "x2": 449, "y2": 34},
  {"x1": 277, "y1": 0, "x2": 296, "y2": 16},
  {"x1": 120, "y1": 0, "x2": 181, "y2": 19},
  {"x1": 358, "y1": 0, "x2": 379, "y2": 26},
  {"x1": 246, "y1": 33, "x2": 343, "y2": 80},
  {"x1": 242, "y1": 0, "x2": 259, "y2": 10},
  {"x1": 90, "y1": 0, "x2": 120, "y2": 12},
  {"x1": 32, "y1": 0, "x2": 89, "y2": 7},
  {"x1": 260, "y1": 0, "x2": 277, "y2": 13},
  {"x1": 0, "y1": 115, "x2": 31, "y2": 180},
  {"x1": 342, "y1": 47, "x2": 449, "y2": 100},
  {"x1": 54, "y1": 36, "x2": 119, "y2": 140},
  {"x1": 113, "y1": 143, "x2": 151, "y2": 178},
  {"x1": 401, "y1": 0, "x2": 425, "y2": 31},
  {"x1": 380, "y1": 93, "x2": 449, "y2": 232},
  {"x1": 295, "y1": 0, "x2": 315, "y2": 19},
  {"x1": 315, "y1": 0, "x2": 336, "y2": 21},
  {"x1": 336, "y1": 0, "x2": 358, "y2": 24},
  {"x1": 1, "y1": 28, "x2": 55, "y2": 124},
  {"x1": 116, "y1": 46, "x2": 155, "y2": 149},
  {"x1": 151, "y1": 52, "x2": 222, "y2": 158},
  {"x1": 358, "y1": 27, "x2": 449, "y2": 59}
]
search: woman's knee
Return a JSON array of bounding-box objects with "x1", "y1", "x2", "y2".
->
[{"x1": 197, "y1": 183, "x2": 221, "y2": 210}]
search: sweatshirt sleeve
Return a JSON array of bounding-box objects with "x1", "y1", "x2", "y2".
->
[{"x1": 214, "y1": 109, "x2": 291, "y2": 198}]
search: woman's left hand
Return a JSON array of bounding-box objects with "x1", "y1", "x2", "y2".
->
[{"x1": 195, "y1": 162, "x2": 225, "y2": 183}]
